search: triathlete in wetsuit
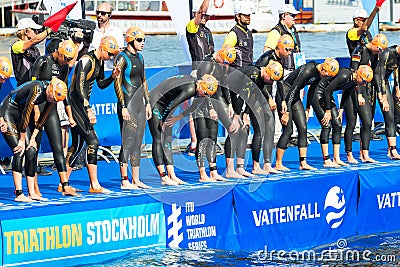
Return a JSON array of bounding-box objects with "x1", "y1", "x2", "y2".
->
[
  {"x1": 276, "y1": 58, "x2": 339, "y2": 171},
  {"x1": 374, "y1": 44, "x2": 400, "y2": 159},
  {"x1": 349, "y1": 33, "x2": 388, "y2": 163},
  {"x1": 330, "y1": 66, "x2": 374, "y2": 164},
  {"x1": 149, "y1": 74, "x2": 218, "y2": 186},
  {"x1": 66, "y1": 36, "x2": 120, "y2": 193},
  {"x1": 0, "y1": 78, "x2": 67, "y2": 202},
  {"x1": 227, "y1": 61, "x2": 283, "y2": 175},
  {"x1": 248, "y1": 34, "x2": 294, "y2": 174},
  {"x1": 114, "y1": 26, "x2": 152, "y2": 190},
  {"x1": 311, "y1": 67, "x2": 357, "y2": 168},
  {"x1": 30, "y1": 39, "x2": 80, "y2": 196}
]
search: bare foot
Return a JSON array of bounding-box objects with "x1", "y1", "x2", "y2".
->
[
  {"x1": 169, "y1": 175, "x2": 187, "y2": 185},
  {"x1": 334, "y1": 158, "x2": 349, "y2": 166},
  {"x1": 15, "y1": 194, "x2": 33, "y2": 202},
  {"x1": 362, "y1": 157, "x2": 378, "y2": 163},
  {"x1": 347, "y1": 154, "x2": 359, "y2": 164},
  {"x1": 252, "y1": 168, "x2": 268, "y2": 175},
  {"x1": 121, "y1": 180, "x2": 140, "y2": 190},
  {"x1": 274, "y1": 163, "x2": 290, "y2": 172},
  {"x1": 237, "y1": 168, "x2": 257, "y2": 178},
  {"x1": 133, "y1": 179, "x2": 152, "y2": 189},
  {"x1": 389, "y1": 149, "x2": 400, "y2": 160},
  {"x1": 35, "y1": 189, "x2": 42, "y2": 197},
  {"x1": 161, "y1": 175, "x2": 179, "y2": 186},
  {"x1": 210, "y1": 173, "x2": 227, "y2": 181},
  {"x1": 89, "y1": 187, "x2": 112, "y2": 194},
  {"x1": 299, "y1": 162, "x2": 317, "y2": 170},
  {"x1": 199, "y1": 176, "x2": 217, "y2": 182},
  {"x1": 29, "y1": 194, "x2": 48, "y2": 201},
  {"x1": 323, "y1": 159, "x2": 340, "y2": 168},
  {"x1": 225, "y1": 169, "x2": 244, "y2": 179},
  {"x1": 62, "y1": 186, "x2": 82, "y2": 196}
]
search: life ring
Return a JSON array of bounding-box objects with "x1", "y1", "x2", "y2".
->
[{"x1": 214, "y1": 0, "x2": 224, "y2": 8}]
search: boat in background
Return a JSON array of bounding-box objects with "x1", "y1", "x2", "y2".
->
[{"x1": 10, "y1": 0, "x2": 275, "y2": 34}]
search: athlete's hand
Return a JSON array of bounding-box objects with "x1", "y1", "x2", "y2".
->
[
  {"x1": 382, "y1": 99, "x2": 389, "y2": 112},
  {"x1": 268, "y1": 98, "x2": 277, "y2": 111},
  {"x1": 145, "y1": 104, "x2": 152, "y2": 120},
  {"x1": 280, "y1": 101, "x2": 287, "y2": 114},
  {"x1": 321, "y1": 110, "x2": 332, "y2": 126},
  {"x1": 14, "y1": 139, "x2": 25, "y2": 155},
  {"x1": 228, "y1": 104, "x2": 234, "y2": 118},
  {"x1": 358, "y1": 95, "x2": 366, "y2": 106},
  {"x1": 68, "y1": 116, "x2": 77, "y2": 127},
  {"x1": 338, "y1": 109, "x2": 344, "y2": 122},
  {"x1": 112, "y1": 65, "x2": 121, "y2": 79},
  {"x1": 229, "y1": 115, "x2": 240, "y2": 133},
  {"x1": 0, "y1": 117, "x2": 7, "y2": 133},
  {"x1": 305, "y1": 109, "x2": 310, "y2": 122},
  {"x1": 34, "y1": 105, "x2": 40, "y2": 125},
  {"x1": 209, "y1": 108, "x2": 218, "y2": 121},
  {"x1": 281, "y1": 112, "x2": 289, "y2": 126},
  {"x1": 242, "y1": 113, "x2": 250, "y2": 130},
  {"x1": 87, "y1": 108, "x2": 97, "y2": 124},
  {"x1": 159, "y1": 121, "x2": 166, "y2": 131},
  {"x1": 165, "y1": 114, "x2": 183, "y2": 127},
  {"x1": 122, "y1": 107, "x2": 131, "y2": 121},
  {"x1": 378, "y1": 92, "x2": 383, "y2": 103},
  {"x1": 26, "y1": 138, "x2": 37, "y2": 151},
  {"x1": 396, "y1": 86, "x2": 400, "y2": 101}
]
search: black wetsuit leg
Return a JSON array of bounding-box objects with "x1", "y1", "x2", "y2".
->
[
  {"x1": 312, "y1": 92, "x2": 332, "y2": 145},
  {"x1": 193, "y1": 109, "x2": 217, "y2": 168},
  {"x1": 149, "y1": 103, "x2": 173, "y2": 167},
  {"x1": 343, "y1": 91, "x2": 358, "y2": 153},
  {"x1": 291, "y1": 100, "x2": 308, "y2": 148},
  {"x1": 357, "y1": 88, "x2": 373, "y2": 151},
  {"x1": 330, "y1": 105, "x2": 342, "y2": 145},
  {"x1": 378, "y1": 82, "x2": 396, "y2": 138}
]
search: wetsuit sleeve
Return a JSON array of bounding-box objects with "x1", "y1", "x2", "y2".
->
[
  {"x1": 323, "y1": 71, "x2": 348, "y2": 109},
  {"x1": 142, "y1": 59, "x2": 150, "y2": 105},
  {"x1": 30, "y1": 56, "x2": 47, "y2": 80},
  {"x1": 305, "y1": 84, "x2": 315, "y2": 110},
  {"x1": 96, "y1": 61, "x2": 114, "y2": 89},
  {"x1": 374, "y1": 50, "x2": 389, "y2": 96},
  {"x1": 75, "y1": 58, "x2": 93, "y2": 109},
  {"x1": 20, "y1": 83, "x2": 42, "y2": 133},
  {"x1": 35, "y1": 102, "x2": 55, "y2": 130},
  {"x1": 350, "y1": 46, "x2": 362, "y2": 71},
  {"x1": 114, "y1": 56, "x2": 126, "y2": 108},
  {"x1": 285, "y1": 64, "x2": 310, "y2": 112},
  {"x1": 220, "y1": 75, "x2": 232, "y2": 105}
]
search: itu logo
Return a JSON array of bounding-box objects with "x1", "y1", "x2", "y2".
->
[
  {"x1": 167, "y1": 204, "x2": 183, "y2": 248},
  {"x1": 324, "y1": 186, "x2": 346, "y2": 229}
]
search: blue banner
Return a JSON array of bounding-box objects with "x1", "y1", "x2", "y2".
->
[
  {"x1": 358, "y1": 166, "x2": 400, "y2": 235},
  {"x1": 163, "y1": 188, "x2": 239, "y2": 250},
  {"x1": 233, "y1": 171, "x2": 358, "y2": 251},
  {"x1": 1, "y1": 203, "x2": 166, "y2": 266}
]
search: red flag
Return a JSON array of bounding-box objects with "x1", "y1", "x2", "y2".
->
[{"x1": 43, "y1": 1, "x2": 78, "y2": 32}]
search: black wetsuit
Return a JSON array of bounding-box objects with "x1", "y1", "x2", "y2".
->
[
  {"x1": 0, "y1": 81, "x2": 54, "y2": 176},
  {"x1": 374, "y1": 45, "x2": 399, "y2": 138},
  {"x1": 149, "y1": 75, "x2": 210, "y2": 168},
  {"x1": 67, "y1": 51, "x2": 114, "y2": 167},
  {"x1": 31, "y1": 53, "x2": 69, "y2": 173},
  {"x1": 226, "y1": 66, "x2": 275, "y2": 164},
  {"x1": 327, "y1": 68, "x2": 372, "y2": 152},
  {"x1": 277, "y1": 62, "x2": 321, "y2": 150},
  {"x1": 114, "y1": 49, "x2": 149, "y2": 167},
  {"x1": 195, "y1": 55, "x2": 247, "y2": 169}
]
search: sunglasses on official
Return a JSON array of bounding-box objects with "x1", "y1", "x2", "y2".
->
[{"x1": 96, "y1": 11, "x2": 111, "y2": 16}]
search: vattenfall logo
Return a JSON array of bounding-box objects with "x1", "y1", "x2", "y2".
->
[{"x1": 324, "y1": 186, "x2": 346, "y2": 229}]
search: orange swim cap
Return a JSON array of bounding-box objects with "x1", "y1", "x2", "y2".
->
[
  {"x1": 50, "y1": 77, "x2": 68, "y2": 102},
  {"x1": 0, "y1": 56, "x2": 12, "y2": 79},
  {"x1": 264, "y1": 60, "x2": 283, "y2": 81},
  {"x1": 357, "y1": 65, "x2": 373, "y2": 83},
  {"x1": 125, "y1": 26, "x2": 145, "y2": 43},
  {"x1": 218, "y1": 44, "x2": 236, "y2": 64},
  {"x1": 323, "y1": 58, "x2": 339, "y2": 77},
  {"x1": 58, "y1": 39, "x2": 78, "y2": 59},
  {"x1": 371, "y1": 33, "x2": 388, "y2": 51},
  {"x1": 277, "y1": 34, "x2": 294, "y2": 50},
  {"x1": 198, "y1": 74, "x2": 218, "y2": 96},
  {"x1": 99, "y1": 36, "x2": 119, "y2": 54}
]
